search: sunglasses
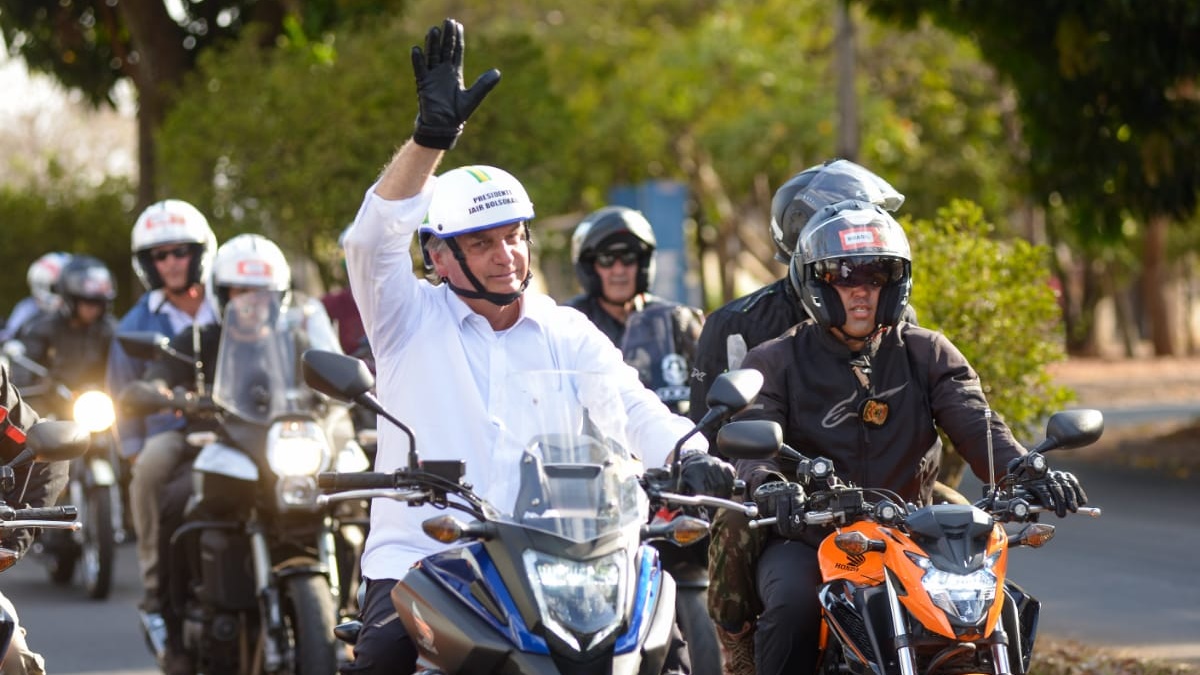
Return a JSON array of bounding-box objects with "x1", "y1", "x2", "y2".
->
[
  {"x1": 817, "y1": 257, "x2": 904, "y2": 289},
  {"x1": 151, "y1": 245, "x2": 193, "y2": 263},
  {"x1": 595, "y1": 251, "x2": 639, "y2": 268}
]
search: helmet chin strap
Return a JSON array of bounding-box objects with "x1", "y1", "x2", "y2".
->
[{"x1": 444, "y1": 239, "x2": 530, "y2": 307}]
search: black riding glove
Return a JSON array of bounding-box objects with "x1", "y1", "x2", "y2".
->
[
  {"x1": 679, "y1": 451, "x2": 735, "y2": 500},
  {"x1": 752, "y1": 482, "x2": 807, "y2": 540},
  {"x1": 1025, "y1": 469, "x2": 1088, "y2": 517},
  {"x1": 410, "y1": 18, "x2": 501, "y2": 150}
]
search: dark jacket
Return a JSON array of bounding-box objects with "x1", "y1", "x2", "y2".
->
[
  {"x1": 15, "y1": 312, "x2": 116, "y2": 418},
  {"x1": 0, "y1": 363, "x2": 69, "y2": 557},
  {"x1": 689, "y1": 279, "x2": 803, "y2": 427},
  {"x1": 564, "y1": 293, "x2": 704, "y2": 415},
  {"x1": 735, "y1": 321, "x2": 1025, "y2": 507}
]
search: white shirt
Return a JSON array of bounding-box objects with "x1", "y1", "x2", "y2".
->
[
  {"x1": 148, "y1": 288, "x2": 218, "y2": 335},
  {"x1": 343, "y1": 178, "x2": 705, "y2": 579}
]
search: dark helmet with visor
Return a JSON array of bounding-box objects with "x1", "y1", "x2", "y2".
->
[
  {"x1": 789, "y1": 199, "x2": 912, "y2": 332},
  {"x1": 770, "y1": 159, "x2": 905, "y2": 263},
  {"x1": 571, "y1": 206, "x2": 657, "y2": 298},
  {"x1": 56, "y1": 255, "x2": 117, "y2": 317}
]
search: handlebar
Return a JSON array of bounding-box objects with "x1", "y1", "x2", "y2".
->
[
  {"x1": 317, "y1": 471, "x2": 396, "y2": 490},
  {"x1": 316, "y1": 488, "x2": 432, "y2": 507},
  {"x1": 0, "y1": 505, "x2": 82, "y2": 532},
  {"x1": 0, "y1": 505, "x2": 78, "y2": 521}
]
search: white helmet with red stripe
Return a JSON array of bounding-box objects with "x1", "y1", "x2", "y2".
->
[
  {"x1": 207, "y1": 234, "x2": 291, "y2": 317},
  {"x1": 131, "y1": 199, "x2": 218, "y2": 291}
]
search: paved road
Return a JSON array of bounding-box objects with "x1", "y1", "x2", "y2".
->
[
  {"x1": 960, "y1": 452, "x2": 1200, "y2": 665},
  {"x1": 1, "y1": 541, "x2": 157, "y2": 674}
]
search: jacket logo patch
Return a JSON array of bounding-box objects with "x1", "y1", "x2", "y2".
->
[{"x1": 860, "y1": 398, "x2": 889, "y2": 427}]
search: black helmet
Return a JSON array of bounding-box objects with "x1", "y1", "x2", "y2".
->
[
  {"x1": 571, "y1": 206, "x2": 657, "y2": 297},
  {"x1": 789, "y1": 200, "x2": 912, "y2": 330},
  {"x1": 770, "y1": 159, "x2": 905, "y2": 262},
  {"x1": 56, "y1": 255, "x2": 117, "y2": 317}
]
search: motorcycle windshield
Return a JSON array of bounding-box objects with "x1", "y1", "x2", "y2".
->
[
  {"x1": 212, "y1": 292, "x2": 342, "y2": 423},
  {"x1": 495, "y1": 370, "x2": 648, "y2": 544}
]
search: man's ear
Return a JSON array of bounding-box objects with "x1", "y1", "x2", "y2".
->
[{"x1": 428, "y1": 245, "x2": 450, "y2": 278}]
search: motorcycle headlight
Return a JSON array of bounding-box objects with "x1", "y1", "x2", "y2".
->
[
  {"x1": 73, "y1": 390, "x2": 115, "y2": 433},
  {"x1": 523, "y1": 548, "x2": 626, "y2": 651},
  {"x1": 266, "y1": 421, "x2": 331, "y2": 477},
  {"x1": 910, "y1": 551, "x2": 1000, "y2": 624}
]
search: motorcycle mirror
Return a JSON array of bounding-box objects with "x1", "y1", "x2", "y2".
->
[
  {"x1": 116, "y1": 331, "x2": 172, "y2": 360},
  {"x1": 301, "y1": 350, "x2": 375, "y2": 403},
  {"x1": 301, "y1": 349, "x2": 422, "y2": 471},
  {"x1": 1032, "y1": 409, "x2": 1104, "y2": 453},
  {"x1": 705, "y1": 369, "x2": 764, "y2": 419},
  {"x1": 716, "y1": 420, "x2": 782, "y2": 461},
  {"x1": 10, "y1": 420, "x2": 91, "y2": 466}
]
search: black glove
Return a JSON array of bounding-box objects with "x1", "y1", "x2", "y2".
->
[
  {"x1": 410, "y1": 18, "x2": 502, "y2": 150},
  {"x1": 751, "y1": 482, "x2": 807, "y2": 540},
  {"x1": 1024, "y1": 469, "x2": 1088, "y2": 517},
  {"x1": 679, "y1": 451, "x2": 735, "y2": 500}
]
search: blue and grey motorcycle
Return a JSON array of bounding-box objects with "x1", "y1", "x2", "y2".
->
[{"x1": 302, "y1": 350, "x2": 761, "y2": 675}]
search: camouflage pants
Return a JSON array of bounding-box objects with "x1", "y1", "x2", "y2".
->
[{"x1": 706, "y1": 508, "x2": 767, "y2": 630}]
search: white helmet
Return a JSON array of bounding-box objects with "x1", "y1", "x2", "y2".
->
[
  {"x1": 27, "y1": 251, "x2": 72, "y2": 313},
  {"x1": 131, "y1": 199, "x2": 218, "y2": 291},
  {"x1": 207, "y1": 234, "x2": 292, "y2": 317},
  {"x1": 421, "y1": 165, "x2": 534, "y2": 243}
]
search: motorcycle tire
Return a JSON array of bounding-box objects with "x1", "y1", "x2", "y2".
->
[
  {"x1": 676, "y1": 587, "x2": 722, "y2": 675},
  {"x1": 282, "y1": 574, "x2": 339, "y2": 674},
  {"x1": 81, "y1": 484, "x2": 116, "y2": 599}
]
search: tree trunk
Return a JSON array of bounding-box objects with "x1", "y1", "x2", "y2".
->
[
  {"x1": 116, "y1": 0, "x2": 194, "y2": 210},
  {"x1": 834, "y1": 0, "x2": 859, "y2": 161},
  {"x1": 1142, "y1": 214, "x2": 1176, "y2": 356}
]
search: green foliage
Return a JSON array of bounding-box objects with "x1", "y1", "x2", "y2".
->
[
  {"x1": 907, "y1": 199, "x2": 1073, "y2": 440},
  {"x1": 862, "y1": 0, "x2": 1200, "y2": 238},
  {"x1": 156, "y1": 17, "x2": 574, "y2": 286},
  {"x1": 0, "y1": 174, "x2": 136, "y2": 316}
]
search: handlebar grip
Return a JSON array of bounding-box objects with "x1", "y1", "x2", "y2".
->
[
  {"x1": 10, "y1": 506, "x2": 78, "y2": 521},
  {"x1": 317, "y1": 472, "x2": 395, "y2": 490}
]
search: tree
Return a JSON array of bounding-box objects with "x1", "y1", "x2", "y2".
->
[
  {"x1": 0, "y1": 171, "x2": 134, "y2": 314},
  {"x1": 0, "y1": 0, "x2": 392, "y2": 209},
  {"x1": 906, "y1": 199, "x2": 1073, "y2": 484},
  {"x1": 862, "y1": 0, "x2": 1200, "y2": 355}
]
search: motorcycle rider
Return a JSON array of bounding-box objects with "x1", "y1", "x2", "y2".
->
[
  {"x1": 720, "y1": 199, "x2": 1088, "y2": 675},
  {"x1": 691, "y1": 159, "x2": 909, "y2": 673},
  {"x1": 105, "y1": 199, "x2": 218, "y2": 641},
  {"x1": 0, "y1": 361, "x2": 70, "y2": 675},
  {"x1": 689, "y1": 159, "x2": 906, "y2": 430},
  {"x1": 10, "y1": 255, "x2": 118, "y2": 409},
  {"x1": 1, "y1": 252, "x2": 72, "y2": 342},
  {"x1": 338, "y1": 18, "x2": 733, "y2": 674},
  {"x1": 119, "y1": 233, "x2": 294, "y2": 675},
  {"x1": 566, "y1": 206, "x2": 705, "y2": 415}
]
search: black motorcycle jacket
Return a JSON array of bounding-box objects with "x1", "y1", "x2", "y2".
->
[
  {"x1": 14, "y1": 312, "x2": 116, "y2": 417},
  {"x1": 0, "y1": 362, "x2": 69, "y2": 557},
  {"x1": 734, "y1": 321, "x2": 1025, "y2": 507},
  {"x1": 689, "y1": 278, "x2": 803, "y2": 428},
  {"x1": 564, "y1": 293, "x2": 704, "y2": 415}
]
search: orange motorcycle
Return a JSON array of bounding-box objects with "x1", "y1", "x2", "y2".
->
[{"x1": 661, "y1": 409, "x2": 1103, "y2": 675}]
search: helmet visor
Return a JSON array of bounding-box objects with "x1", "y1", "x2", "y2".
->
[{"x1": 812, "y1": 256, "x2": 907, "y2": 288}]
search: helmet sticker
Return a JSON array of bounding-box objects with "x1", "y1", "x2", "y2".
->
[
  {"x1": 236, "y1": 260, "x2": 273, "y2": 278},
  {"x1": 467, "y1": 189, "x2": 520, "y2": 217},
  {"x1": 839, "y1": 227, "x2": 884, "y2": 250}
]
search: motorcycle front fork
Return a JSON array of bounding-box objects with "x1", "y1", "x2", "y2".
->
[
  {"x1": 883, "y1": 573, "x2": 1013, "y2": 675},
  {"x1": 249, "y1": 519, "x2": 341, "y2": 673}
]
